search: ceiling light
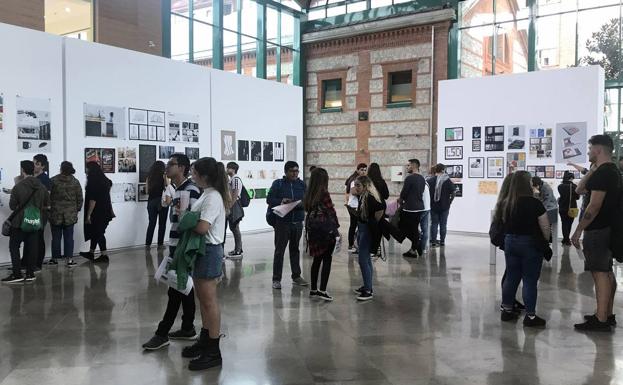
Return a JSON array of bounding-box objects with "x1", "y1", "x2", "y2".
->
[{"x1": 65, "y1": 7, "x2": 71, "y2": 12}]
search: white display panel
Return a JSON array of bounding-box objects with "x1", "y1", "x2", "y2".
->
[
  {"x1": 437, "y1": 66, "x2": 604, "y2": 234},
  {"x1": 0, "y1": 24, "x2": 65, "y2": 264},
  {"x1": 211, "y1": 71, "x2": 304, "y2": 232}
]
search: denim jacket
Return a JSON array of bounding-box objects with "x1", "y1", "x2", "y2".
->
[{"x1": 267, "y1": 177, "x2": 306, "y2": 223}]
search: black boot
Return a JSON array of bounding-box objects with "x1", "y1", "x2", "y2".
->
[
  {"x1": 182, "y1": 328, "x2": 208, "y2": 358},
  {"x1": 188, "y1": 335, "x2": 222, "y2": 371}
]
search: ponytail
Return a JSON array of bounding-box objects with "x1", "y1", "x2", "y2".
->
[{"x1": 193, "y1": 157, "x2": 232, "y2": 210}]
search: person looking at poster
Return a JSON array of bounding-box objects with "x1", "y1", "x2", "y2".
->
[
  {"x1": 557, "y1": 172, "x2": 579, "y2": 246},
  {"x1": 145, "y1": 161, "x2": 169, "y2": 249},
  {"x1": 427, "y1": 163, "x2": 456, "y2": 248},
  {"x1": 33, "y1": 154, "x2": 50, "y2": 270},
  {"x1": 80, "y1": 162, "x2": 114, "y2": 263},
  {"x1": 226, "y1": 162, "x2": 244, "y2": 260}
]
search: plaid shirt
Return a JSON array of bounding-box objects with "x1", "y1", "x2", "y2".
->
[{"x1": 307, "y1": 191, "x2": 340, "y2": 258}]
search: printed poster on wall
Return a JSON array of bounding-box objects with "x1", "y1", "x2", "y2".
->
[
  {"x1": 506, "y1": 125, "x2": 526, "y2": 150},
  {"x1": 238, "y1": 140, "x2": 249, "y2": 161},
  {"x1": 487, "y1": 157, "x2": 504, "y2": 178},
  {"x1": 17, "y1": 96, "x2": 51, "y2": 153},
  {"x1": 85, "y1": 148, "x2": 115, "y2": 173},
  {"x1": 468, "y1": 157, "x2": 484, "y2": 178},
  {"x1": 478, "y1": 181, "x2": 498, "y2": 195},
  {"x1": 129, "y1": 108, "x2": 166, "y2": 142},
  {"x1": 168, "y1": 112, "x2": 199, "y2": 143},
  {"x1": 263, "y1": 142, "x2": 274, "y2": 162},
  {"x1": 111, "y1": 183, "x2": 136, "y2": 203},
  {"x1": 138, "y1": 183, "x2": 149, "y2": 202},
  {"x1": 506, "y1": 152, "x2": 526, "y2": 174},
  {"x1": 185, "y1": 147, "x2": 199, "y2": 160},
  {"x1": 159, "y1": 145, "x2": 175, "y2": 160},
  {"x1": 484, "y1": 126, "x2": 504, "y2": 151},
  {"x1": 446, "y1": 165, "x2": 463, "y2": 181},
  {"x1": 529, "y1": 126, "x2": 553, "y2": 159},
  {"x1": 139, "y1": 144, "x2": 157, "y2": 183},
  {"x1": 117, "y1": 147, "x2": 137, "y2": 173},
  {"x1": 221, "y1": 130, "x2": 236, "y2": 160},
  {"x1": 251, "y1": 141, "x2": 262, "y2": 161},
  {"x1": 555, "y1": 122, "x2": 587, "y2": 163},
  {"x1": 84, "y1": 103, "x2": 125, "y2": 139},
  {"x1": 274, "y1": 142, "x2": 284, "y2": 162},
  {"x1": 286, "y1": 135, "x2": 297, "y2": 162}
]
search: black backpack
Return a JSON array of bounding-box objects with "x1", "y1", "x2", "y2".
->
[
  {"x1": 305, "y1": 205, "x2": 338, "y2": 244},
  {"x1": 610, "y1": 173, "x2": 623, "y2": 262},
  {"x1": 239, "y1": 184, "x2": 251, "y2": 208}
]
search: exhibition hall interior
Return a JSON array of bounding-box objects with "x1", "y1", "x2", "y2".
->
[{"x1": 0, "y1": 0, "x2": 622, "y2": 384}]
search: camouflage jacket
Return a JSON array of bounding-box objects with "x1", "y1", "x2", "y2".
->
[{"x1": 49, "y1": 174, "x2": 84, "y2": 226}]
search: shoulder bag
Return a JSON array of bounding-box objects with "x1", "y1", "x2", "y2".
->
[
  {"x1": 2, "y1": 188, "x2": 38, "y2": 236},
  {"x1": 567, "y1": 184, "x2": 579, "y2": 218}
]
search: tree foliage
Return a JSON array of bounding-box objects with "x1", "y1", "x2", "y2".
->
[{"x1": 581, "y1": 18, "x2": 623, "y2": 80}]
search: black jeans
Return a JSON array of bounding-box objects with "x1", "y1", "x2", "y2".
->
[
  {"x1": 90, "y1": 234, "x2": 107, "y2": 252},
  {"x1": 559, "y1": 210, "x2": 574, "y2": 242},
  {"x1": 400, "y1": 211, "x2": 422, "y2": 252},
  {"x1": 348, "y1": 210, "x2": 358, "y2": 248},
  {"x1": 10, "y1": 228, "x2": 37, "y2": 276},
  {"x1": 146, "y1": 198, "x2": 169, "y2": 246},
  {"x1": 311, "y1": 253, "x2": 333, "y2": 291},
  {"x1": 273, "y1": 221, "x2": 303, "y2": 282},
  {"x1": 156, "y1": 287, "x2": 196, "y2": 337}
]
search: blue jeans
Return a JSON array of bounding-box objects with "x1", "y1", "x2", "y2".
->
[
  {"x1": 357, "y1": 223, "x2": 373, "y2": 292},
  {"x1": 419, "y1": 211, "x2": 430, "y2": 249},
  {"x1": 502, "y1": 235, "x2": 543, "y2": 315},
  {"x1": 430, "y1": 209, "x2": 450, "y2": 243},
  {"x1": 51, "y1": 224, "x2": 74, "y2": 259}
]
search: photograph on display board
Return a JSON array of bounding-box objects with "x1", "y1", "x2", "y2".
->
[
  {"x1": 185, "y1": 147, "x2": 199, "y2": 161},
  {"x1": 445, "y1": 127, "x2": 463, "y2": 142},
  {"x1": 17, "y1": 96, "x2": 51, "y2": 153},
  {"x1": 137, "y1": 183, "x2": 149, "y2": 202},
  {"x1": 529, "y1": 126, "x2": 553, "y2": 159},
  {"x1": 0, "y1": 93, "x2": 4, "y2": 130},
  {"x1": 555, "y1": 170, "x2": 582, "y2": 179},
  {"x1": 147, "y1": 110, "x2": 165, "y2": 126},
  {"x1": 117, "y1": 147, "x2": 137, "y2": 173},
  {"x1": 168, "y1": 112, "x2": 200, "y2": 143},
  {"x1": 159, "y1": 145, "x2": 175, "y2": 160},
  {"x1": 85, "y1": 148, "x2": 115, "y2": 173},
  {"x1": 506, "y1": 125, "x2": 526, "y2": 150},
  {"x1": 286, "y1": 135, "x2": 297, "y2": 161},
  {"x1": 472, "y1": 126, "x2": 481, "y2": 139},
  {"x1": 251, "y1": 141, "x2": 262, "y2": 161},
  {"x1": 468, "y1": 157, "x2": 484, "y2": 178},
  {"x1": 129, "y1": 108, "x2": 148, "y2": 125},
  {"x1": 263, "y1": 142, "x2": 274, "y2": 162},
  {"x1": 238, "y1": 140, "x2": 249, "y2": 161},
  {"x1": 472, "y1": 140, "x2": 481, "y2": 152},
  {"x1": 445, "y1": 165, "x2": 463, "y2": 180},
  {"x1": 444, "y1": 146, "x2": 463, "y2": 160},
  {"x1": 527, "y1": 165, "x2": 555, "y2": 179},
  {"x1": 454, "y1": 183, "x2": 463, "y2": 198},
  {"x1": 487, "y1": 157, "x2": 504, "y2": 178},
  {"x1": 84, "y1": 103, "x2": 125, "y2": 139},
  {"x1": 111, "y1": 183, "x2": 137, "y2": 203},
  {"x1": 148, "y1": 126, "x2": 157, "y2": 141},
  {"x1": 478, "y1": 181, "x2": 498, "y2": 195},
  {"x1": 555, "y1": 122, "x2": 587, "y2": 163},
  {"x1": 221, "y1": 130, "x2": 236, "y2": 160},
  {"x1": 274, "y1": 142, "x2": 284, "y2": 161},
  {"x1": 484, "y1": 125, "x2": 504, "y2": 151},
  {"x1": 506, "y1": 152, "x2": 526, "y2": 174},
  {"x1": 139, "y1": 125, "x2": 148, "y2": 140},
  {"x1": 139, "y1": 145, "x2": 156, "y2": 183},
  {"x1": 129, "y1": 124, "x2": 139, "y2": 140},
  {"x1": 157, "y1": 126, "x2": 166, "y2": 142}
]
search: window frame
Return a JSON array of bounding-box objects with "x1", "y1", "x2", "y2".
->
[
  {"x1": 382, "y1": 61, "x2": 418, "y2": 108},
  {"x1": 317, "y1": 70, "x2": 347, "y2": 112}
]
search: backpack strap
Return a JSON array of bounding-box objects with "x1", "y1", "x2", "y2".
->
[{"x1": 8, "y1": 187, "x2": 38, "y2": 222}]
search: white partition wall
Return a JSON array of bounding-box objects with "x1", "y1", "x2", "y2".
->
[{"x1": 437, "y1": 66, "x2": 604, "y2": 234}]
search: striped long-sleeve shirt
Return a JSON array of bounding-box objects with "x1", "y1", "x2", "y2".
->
[{"x1": 168, "y1": 178, "x2": 202, "y2": 247}]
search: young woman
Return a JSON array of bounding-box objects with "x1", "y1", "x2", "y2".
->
[
  {"x1": 182, "y1": 157, "x2": 230, "y2": 371},
  {"x1": 80, "y1": 162, "x2": 114, "y2": 262},
  {"x1": 497, "y1": 171, "x2": 550, "y2": 327},
  {"x1": 49, "y1": 161, "x2": 83, "y2": 267},
  {"x1": 557, "y1": 171, "x2": 579, "y2": 245},
  {"x1": 367, "y1": 163, "x2": 388, "y2": 258},
  {"x1": 353, "y1": 175, "x2": 385, "y2": 301},
  {"x1": 304, "y1": 167, "x2": 340, "y2": 301},
  {"x1": 145, "y1": 161, "x2": 169, "y2": 248},
  {"x1": 344, "y1": 163, "x2": 367, "y2": 253}
]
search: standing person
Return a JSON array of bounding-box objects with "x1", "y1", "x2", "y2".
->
[
  {"x1": 353, "y1": 176, "x2": 385, "y2": 301},
  {"x1": 428, "y1": 164, "x2": 456, "y2": 248},
  {"x1": 399, "y1": 159, "x2": 426, "y2": 257},
  {"x1": 498, "y1": 171, "x2": 550, "y2": 327},
  {"x1": 367, "y1": 163, "x2": 388, "y2": 257},
  {"x1": 420, "y1": 169, "x2": 432, "y2": 254},
  {"x1": 80, "y1": 162, "x2": 114, "y2": 263},
  {"x1": 558, "y1": 171, "x2": 579, "y2": 246},
  {"x1": 2, "y1": 161, "x2": 49, "y2": 283},
  {"x1": 267, "y1": 161, "x2": 308, "y2": 290},
  {"x1": 143, "y1": 153, "x2": 201, "y2": 351},
  {"x1": 145, "y1": 161, "x2": 169, "y2": 248},
  {"x1": 345, "y1": 163, "x2": 367, "y2": 253},
  {"x1": 33, "y1": 154, "x2": 50, "y2": 269},
  {"x1": 531, "y1": 176, "x2": 558, "y2": 226},
  {"x1": 572, "y1": 135, "x2": 620, "y2": 332},
  {"x1": 49, "y1": 161, "x2": 83, "y2": 267},
  {"x1": 226, "y1": 162, "x2": 244, "y2": 260},
  {"x1": 182, "y1": 157, "x2": 230, "y2": 371},
  {"x1": 304, "y1": 168, "x2": 340, "y2": 302}
]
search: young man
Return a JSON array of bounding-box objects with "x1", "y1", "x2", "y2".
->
[
  {"x1": 143, "y1": 153, "x2": 202, "y2": 350},
  {"x1": 33, "y1": 154, "x2": 51, "y2": 269},
  {"x1": 226, "y1": 162, "x2": 244, "y2": 260},
  {"x1": 267, "y1": 161, "x2": 308, "y2": 289},
  {"x1": 2, "y1": 161, "x2": 49, "y2": 283},
  {"x1": 572, "y1": 135, "x2": 620, "y2": 332},
  {"x1": 345, "y1": 163, "x2": 367, "y2": 253},
  {"x1": 427, "y1": 164, "x2": 456, "y2": 247},
  {"x1": 399, "y1": 159, "x2": 426, "y2": 257}
]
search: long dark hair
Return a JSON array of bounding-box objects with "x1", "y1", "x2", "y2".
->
[
  {"x1": 367, "y1": 163, "x2": 384, "y2": 186},
  {"x1": 85, "y1": 161, "x2": 111, "y2": 190},
  {"x1": 304, "y1": 168, "x2": 329, "y2": 212},
  {"x1": 500, "y1": 171, "x2": 533, "y2": 223},
  {"x1": 192, "y1": 157, "x2": 232, "y2": 209},
  {"x1": 147, "y1": 161, "x2": 166, "y2": 195},
  {"x1": 494, "y1": 173, "x2": 514, "y2": 223}
]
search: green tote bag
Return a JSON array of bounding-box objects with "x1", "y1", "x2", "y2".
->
[{"x1": 21, "y1": 204, "x2": 42, "y2": 232}]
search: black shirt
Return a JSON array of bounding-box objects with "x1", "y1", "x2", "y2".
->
[
  {"x1": 358, "y1": 194, "x2": 385, "y2": 223},
  {"x1": 557, "y1": 181, "x2": 579, "y2": 211},
  {"x1": 585, "y1": 163, "x2": 621, "y2": 231},
  {"x1": 505, "y1": 196, "x2": 546, "y2": 235}
]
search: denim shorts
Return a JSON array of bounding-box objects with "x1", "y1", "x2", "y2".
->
[
  {"x1": 583, "y1": 227, "x2": 612, "y2": 272},
  {"x1": 193, "y1": 244, "x2": 224, "y2": 280}
]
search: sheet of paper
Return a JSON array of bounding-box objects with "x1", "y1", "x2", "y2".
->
[
  {"x1": 272, "y1": 200, "x2": 301, "y2": 218},
  {"x1": 154, "y1": 256, "x2": 194, "y2": 295}
]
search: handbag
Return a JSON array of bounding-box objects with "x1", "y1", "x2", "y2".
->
[
  {"x1": 2, "y1": 188, "x2": 38, "y2": 236},
  {"x1": 567, "y1": 184, "x2": 579, "y2": 218}
]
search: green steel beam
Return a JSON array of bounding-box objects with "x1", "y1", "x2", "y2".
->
[
  {"x1": 237, "y1": 0, "x2": 242, "y2": 74},
  {"x1": 213, "y1": 0, "x2": 224, "y2": 69},
  {"x1": 277, "y1": 10, "x2": 282, "y2": 82},
  {"x1": 257, "y1": 1, "x2": 267, "y2": 79},
  {"x1": 189, "y1": 0, "x2": 194, "y2": 62},
  {"x1": 162, "y1": 0, "x2": 171, "y2": 58},
  {"x1": 447, "y1": 0, "x2": 459, "y2": 79},
  {"x1": 293, "y1": 14, "x2": 301, "y2": 86},
  {"x1": 527, "y1": 0, "x2": 536, "y2": 71}
]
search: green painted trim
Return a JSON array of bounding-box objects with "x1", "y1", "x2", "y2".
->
[
  {"x1": 320, "y1": 107, "x2": 343, "y2": 113},
  {"x1": 447, "y1": 18, "x2": 459, "y2": 79},
  {"x1": 213, "y1": 0, "x2": 224, "y2": 69},
  {"x1": 236, "y1": 0, "x2": 242, "y2": 73},
  {"x1": 257, "y1": 0, "x2": 304, "y2": 17},
  {"x1": 256, "y1": 1, "x2": 267, "y2": 79},
  {"x1": 162, "y1": 0, "x2": 172, "y2": 58},
  {"x1": 188, "y1": 0, "x2": 194, "y2": 63},
  {"x1": 527, "y1": 0, "x2": 536, "y2": 71},
  {"x1": 386, "y1": 101, "x2": 413, "y2": 109},
  {"x1": 293, "y1": 15, "x2": 302, "y2": 86},
  {"x1": 277, "y1": 10, "x2": 282, "y2": 82}
]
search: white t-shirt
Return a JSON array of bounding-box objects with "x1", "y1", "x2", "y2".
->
[
  {"x1": 191, "y1": 188, "x2": 226, "y2": 245},
  {"x1": 348, "y1": 181, "x2": 359, "y2": 208},
  {"x1": 162, "y1": 184, "x2": 176, "y2": 206}
]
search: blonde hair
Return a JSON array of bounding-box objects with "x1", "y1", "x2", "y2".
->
[{"x1": 356, "y1": 175, "x2": 382, "y2": 221}]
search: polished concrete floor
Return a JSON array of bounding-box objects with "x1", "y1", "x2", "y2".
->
[{"x1": 1, "y1": 232, "x2": 622, "y2": 385}]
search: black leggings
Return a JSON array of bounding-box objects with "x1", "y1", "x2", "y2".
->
[
  {"x1": 310, "y1": 253, "x2": 333, "y2": 291},
  {"x1": 348, "y1": 211, "x2": 358, "y2": 248},
  {"x1": 90, "y1": 234, "x2": 107, "y2": 252},
  {"x1": 559, "y1": 211, "x2": 574, "y2": 242}
]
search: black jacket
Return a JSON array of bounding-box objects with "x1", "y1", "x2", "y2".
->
[
  {"x1": 557, "y1": 181, "x2": 579, "y2": 211},
  {"x1": 427, "y1": 175, "x2": 455, "y2": 212},
  {"x1": 400, "y1": 173, "x2": 425, "y2": 211}
]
